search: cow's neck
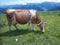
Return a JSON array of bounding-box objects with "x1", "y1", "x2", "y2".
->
[
  {"x1": 36, "y1": 19, "x2": 41, "y2": 24},
  {"x1": 36, "y1": 15, "x2": 41, "y2": 24}
]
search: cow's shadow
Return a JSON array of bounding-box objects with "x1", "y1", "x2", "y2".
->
[{"x1": 0, "y1": 29, "x2": 43, "y2": 37}]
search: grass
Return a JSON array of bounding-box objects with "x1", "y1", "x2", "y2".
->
[{"x1": 0, "y1": 11, "x2": 60, "y2": 45}]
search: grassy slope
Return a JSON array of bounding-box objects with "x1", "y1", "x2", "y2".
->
[{"x1": 0, "y1": 11, "x2": 60, "y2": 45}]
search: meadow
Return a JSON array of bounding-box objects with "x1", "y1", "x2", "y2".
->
[{"x1": 0, "y1": 11, "x2": 60, "y2": 45}]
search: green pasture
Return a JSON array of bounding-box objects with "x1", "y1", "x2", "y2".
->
[{"x1": 0, "y1": 11, "x2": 60, "y2": 45}]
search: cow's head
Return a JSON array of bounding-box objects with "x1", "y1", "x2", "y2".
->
[{"x1": 37, "y1": 21, "x2": 45, "y2": 32}]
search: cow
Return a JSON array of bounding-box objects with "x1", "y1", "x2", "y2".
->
[{"x1": 6, "y1": 9, "x2": 45, "y2": 32}]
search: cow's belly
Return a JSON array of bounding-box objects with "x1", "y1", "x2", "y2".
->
[{"x1": 17, "y1": 19, "x2": 29, "y2": 24}]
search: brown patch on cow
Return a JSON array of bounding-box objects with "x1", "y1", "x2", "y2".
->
[{"x1": 14, "y1": 10, "x2": 31, "y2": 24}]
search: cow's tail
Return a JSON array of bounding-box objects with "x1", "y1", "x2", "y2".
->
[{"x1": 12, "y1": 12, "x2": 16, "y2": 25}]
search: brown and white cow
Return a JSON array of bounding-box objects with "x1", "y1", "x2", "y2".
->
[{"x1": 6, "y1": 9, "x2": 45, "y2": 32}]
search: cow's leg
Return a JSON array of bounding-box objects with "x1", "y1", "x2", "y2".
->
[
  {"x1": 40, "y1": 23, "x2": 45, "y2": 32},
  {"x1": 27, "y1": 22, "x2": 30, "y2": 30},
  {"x1": 31, "y1": 24, "x2": 34, "y2": 30},
  {"x1": 8, "y1": 21, "x2": 12, "y2": 31},
  {"x1": 14, "y1": 24, "x2": 18, "y2": 30},
  {"x1": 6, "y1": 17, "x2": 12, "y2": 31}
]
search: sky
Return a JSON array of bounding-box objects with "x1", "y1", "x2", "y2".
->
[{"x1": 0, "y1": 0, "x2": 60, "y2": 5}]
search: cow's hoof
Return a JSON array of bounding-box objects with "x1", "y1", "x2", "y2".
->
[
  {"x1": 42, "y1": 30, "x2": 45, "y2": 33},
  {"x1": 16, "y1": 28, "x2": 19, "y2": 30}
]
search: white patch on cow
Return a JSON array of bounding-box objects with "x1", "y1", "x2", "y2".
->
[
  {"x1": 9, "y1": 9, "x2": 16, "y2": 11},
  {"x1": 29, "y1": 10, "x2": 37, "y2": 17}
]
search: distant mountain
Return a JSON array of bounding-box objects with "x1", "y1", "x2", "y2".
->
[
  {"x1": 0, "y1": 2, "x2": 60, "y2": 14},
  {"x1": 40, "y1": 2, "x2": 60, "y2": 11}
]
